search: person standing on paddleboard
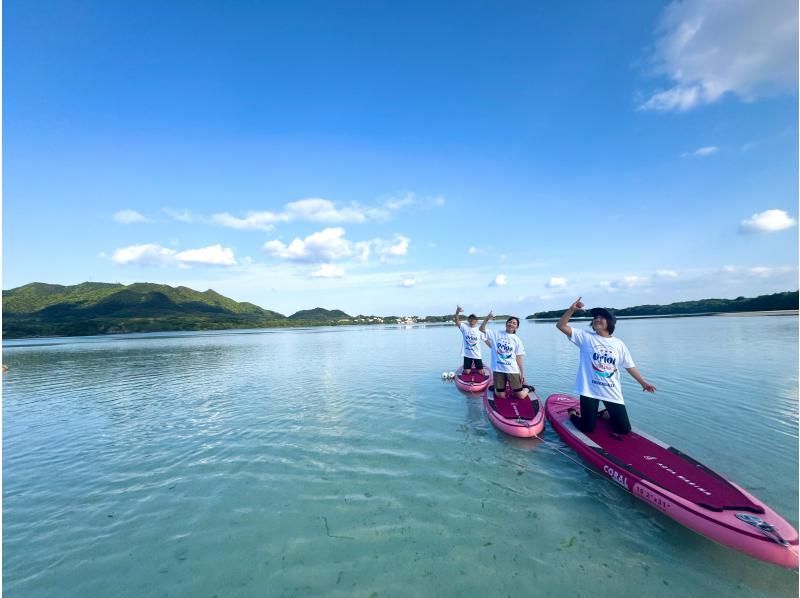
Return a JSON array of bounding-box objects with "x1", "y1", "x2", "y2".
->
[
  {"x1": 480, "y1": 312, "x2": 529, "y2": 400},
  {"x1": 556, "y1": 297, "x2": 656, "y2": 434},
  {"x1": 454, "y1": 305, "x2": 487, "y2": 375}
]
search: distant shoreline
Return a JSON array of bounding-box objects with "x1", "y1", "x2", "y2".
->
[
  {"x1": 3, "y1": 310, "x2": 797, "y2": 343},
  {"x1": 528, "y1": 309, "x2": 799, "y2": 322}
]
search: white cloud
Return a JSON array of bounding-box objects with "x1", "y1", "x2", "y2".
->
[
  {"x1": 112, "y1": 243, "x2": 237, "y2": 267},
  {"x1": 546, "y1": 276, "x2": 567, "y2": 288},
  {"x1": 468, "y1": 246, "x2": 479, "y2": 255},
  {"x1": 740, "y1": 209, "x2": 797, "y2": 233},
  {"x1": 640, "y1": 0, "x2": 798, "y2": 111},
  {"x1": 113, "y1": 210, "x2": 148, "y2": 224},
  {"x1": 263, "y1": 228, "x2": 409, "y2": 264},
  {"x1": 401, "y1": 278, "x2": 417, "y2": 288},
  {"x1": 655, "y1": 269, "x2": 679, "y2": 278},
  {"x1": 263, "y1": 227, "x2": 353, "y2": 262},
  {"x1": 374, "y1": 235, "x2": 410, "y2": 261},
  {"x1": 175, "y1": 245, "x2": 237, "y2": 266},
  {"x1": 311, "y1": 264, "x2": 345, "y2": 278},
  {"x1": 112, "y1": 243, "x2": 174, "y2": 265},
  {"x1": 489, "y1": 274, "x2": 507, "y2": 287},
  {"x1": 354, "y1": 241, "x2": 371, "y2": 262}
]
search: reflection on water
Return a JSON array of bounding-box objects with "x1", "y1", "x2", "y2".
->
[{"x1": 3, "y1": 316, "x2": 798, "y2": 597}]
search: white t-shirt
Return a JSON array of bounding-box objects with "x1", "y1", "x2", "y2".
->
[
  {"x1": 486, "y1": 329, "x2": 525, "y2": 373},
  {"x1": 460, "y1": 323, "x2": 486, "y2": 359},
  {"x1": 568, "y1": 327, "x2": 635, "y2": 405}
]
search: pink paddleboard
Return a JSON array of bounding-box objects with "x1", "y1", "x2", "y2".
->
[
  {"x1": 545, "y1": 394, "x2": 798, "y2": 568},
  {"x1": 483, "y1": 385, "x2": 545, "y2": 438},
  {"x1": 454, "y1": 367, "x2": 491, "y2": 393}
]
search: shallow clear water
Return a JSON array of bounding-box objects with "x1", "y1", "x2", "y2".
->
[{"x1": 3, "y1": 316, "x2": 798, "y2": 597}]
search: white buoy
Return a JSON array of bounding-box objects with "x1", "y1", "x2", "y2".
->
[
  {"x1": 448, "y1": 371, "x2": 455, "y2": 379},
  {"x1": 441, "y1": 372, "x2": 448, "y2": 379}
]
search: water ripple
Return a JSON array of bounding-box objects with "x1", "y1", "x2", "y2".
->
[{"x1": 3, "y1": 317, "x2": 797, "y2": 597}]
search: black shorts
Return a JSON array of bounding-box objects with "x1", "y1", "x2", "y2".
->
[{"x1": 462, "y1": 357, "x2": 484, "y2": 370}]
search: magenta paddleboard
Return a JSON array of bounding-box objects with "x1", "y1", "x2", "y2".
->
[
  {"x1": 454, "y1": 367, "x2": 491, "y2": 393},
  {"x1": 483, "y1": 385, "x2": 545, "y2": 438},
  {"x1": 545, "y1": 394, "x2": 798, "y2": 568}
]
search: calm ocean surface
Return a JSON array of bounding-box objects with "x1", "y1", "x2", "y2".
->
[{"x1": 3, "y1": 315, "x2": 798, "y2": 597}]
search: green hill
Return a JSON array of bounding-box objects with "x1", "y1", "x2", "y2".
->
[
  {"x1": 3, "y1": 281, "x2": 286, "y2": 338},
  {"x1": 288, "y1": 307, "x2": 351, "y2": 320},
  {"x1": 526, "y1": 291, "x2": 799, "y2": 319}
]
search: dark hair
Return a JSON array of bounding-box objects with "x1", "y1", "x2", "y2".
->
[
  {"x1": 468, "y1": 314, "x2": 478, "y2": 320},
  {"x1": 506, "y1": 316, "x2": 520, "y2": 327}
]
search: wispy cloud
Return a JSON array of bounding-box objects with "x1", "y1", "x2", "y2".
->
[
  {"x1": 611, "y1": 275, "x2": 649, "y2": 289},
  {"x1": 546, "y1": 276, "x2": 567, "y2": 288},
  {"x1": 113, "y1": 210, "x2": 148, "y2": 224},
  {"x1": 400, "y1": 278, "x2": 417, "y2": 288},
  {"x1": 310, "y1": 264, "x2": 345, "y2": 278},
  {"x1": 655, "y1": 269, "x2": 679, "y2": 278},
  {"x1": 112, "y1": 243, "x2": 237, "y2": 267},
  {"x1": 213, "y1": 194, "x2": 445, "y2": 231},
  {"x1": 682, "y1": 145, "x2": 718, "y2": 157},
  {"x1": 163, "y1": 208, "x2": 196, "y2": 223},
  {"x1": 740, "y1": 209, "x2": 797, "y2": 233},
  {"x1": 639, "y1": 0, "x2": 798, "y2": 112},
  {"x1": 489, "y1": 274, "x2": 507, "y2": 287},
  {"x1": 214, "y1": 199, "x2": 367, "y2": 231}
]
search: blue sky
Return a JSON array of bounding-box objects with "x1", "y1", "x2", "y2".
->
[{"x1": 4, "y1": 0, "x2": 798, "y2": 316}]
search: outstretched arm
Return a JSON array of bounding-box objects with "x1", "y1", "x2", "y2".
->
[
  {"x1": 454, "y1": 305, "x2": 463, "y2": 328},
  {"x1": 479, "y1": 311, "x2": 493, "y2": 334},
  {"x1": 556, "y1": 297, "x2": 584, "y2": 337},
  {"x1": 625, "y1": 367, "x2": 656, "y2": 393}
]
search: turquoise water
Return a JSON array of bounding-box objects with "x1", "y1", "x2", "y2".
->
[{"x1": 3, "y1": 316, "x2": 798, "y2": 597}]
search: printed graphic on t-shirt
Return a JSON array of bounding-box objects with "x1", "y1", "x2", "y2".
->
[
  {"x1": 464, "y1": 330, "x2": 480, "y2": 347},
  {"x1": 590, "y1": 345, "x2": 618, "y2": 379},
  {"x1": 496, "y1": 337, "x2": 515, "y2": 364}
]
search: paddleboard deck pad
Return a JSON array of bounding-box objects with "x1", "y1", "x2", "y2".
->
[
  {"x1": 455, "y1": 367, "x2": 491, "y2": 393},
  {"x1": 483, "y1": 385, "x2": 545, "y2": 438},
  {"x1": 545, "y1": 393, "x2": 798, "y2": 568}
]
